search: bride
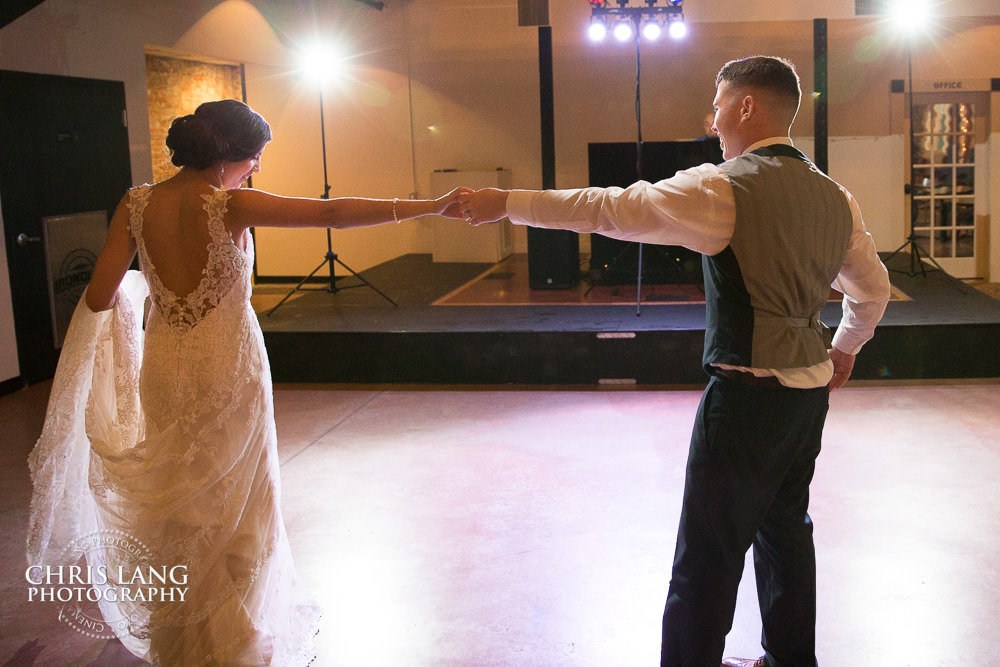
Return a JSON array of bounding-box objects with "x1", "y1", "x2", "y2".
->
[{"x1": 27, "y1": 99, "x2": 464, "y2": 664}]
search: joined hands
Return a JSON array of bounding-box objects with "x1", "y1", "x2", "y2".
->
[{"x1": 444, "y1": 188, "x2": 510, "y2": 226}]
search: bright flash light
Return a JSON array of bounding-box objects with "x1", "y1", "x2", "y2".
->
[
  {"x1": 668, "y1": 19, "x2": 688, "y2": 40},
  {"x1": 299, "y1": 41, "x2": 346, "y2": 87},
  {"x1": 642, "y1": 21, "x2": 662, "y2": 41},
  {"x1": 887, "y1": 0, "x2": 933, "y2": 35},
  {"x1": 588, "y1": 20, "x2": 608, "y2": 42},
  {"x1": 613, "y1": 19, "x2": 634, "y2": 42}
]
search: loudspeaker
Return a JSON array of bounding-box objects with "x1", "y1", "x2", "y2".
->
[
  {"x1": 586, "y1": 140, "x2": 720, "y2": 285},
  {"x1": 517, "y1": 0, "x2": 548, "y2": 26},
  {"x1": 528, "y1": 227, "x2": 579, "y2": 289},
  {"x1": 589, "y1": 234, "x2": 702, "y2": 285}
]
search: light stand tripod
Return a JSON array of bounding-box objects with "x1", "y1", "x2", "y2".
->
[
  {"x1": 882, "y1": 34, "x2": 965, "y2": 293},
  {"x1": 267, "y1": 89, "x2": 396, "y2": 317}
]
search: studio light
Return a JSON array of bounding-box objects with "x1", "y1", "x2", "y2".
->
[
  {"x1": 585, "y1": 0, "x2": 687, "y2": 43},
  {"x1": 880, "y1": 0, "x2": 958, "y2": 283},
  {"x1": 887, "y1": 0, "x2": 933, "y2": 35},
  {"x1": 298, "y1": 41, "x2": 346, "y2": 87},
  {"x1": 269, "y1": 36, "x2": 397, "y2": 316}
]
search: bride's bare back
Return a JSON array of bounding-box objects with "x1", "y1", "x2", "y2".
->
[{"x1": 138, "y1": 171, "x2": 248, "y2": 303}]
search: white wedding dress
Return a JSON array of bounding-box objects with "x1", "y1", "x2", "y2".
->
[{"x1": 27, "y1": 184, "x2": 321, "y2": 665}]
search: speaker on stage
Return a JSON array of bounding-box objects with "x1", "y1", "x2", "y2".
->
[
  {"x1": 589, "y1": 234, "x2": 702, "y2": 285},
  {"x1": 528, "y1": 227, "x2": 579, "y2": 289},
  {"x1": 586, "y1": 140, "x2": 719, "y2": 285}
]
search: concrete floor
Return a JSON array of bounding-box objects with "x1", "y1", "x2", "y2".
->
[{"x1": 2, "y1": 380, "x2": 1000, "y2": 666}]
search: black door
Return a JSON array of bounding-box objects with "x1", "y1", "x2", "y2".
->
[{"x1": 0, "y1": 70, "x2": 132, "y2": 384}]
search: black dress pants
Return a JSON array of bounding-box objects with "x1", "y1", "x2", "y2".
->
[{"x1": 661, "y1": 374, "x2": 829, "y2": 667}]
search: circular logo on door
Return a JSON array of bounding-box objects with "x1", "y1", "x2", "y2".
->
[{"x1": 54, "y1": 248, "x2": 97, "y2": 301}]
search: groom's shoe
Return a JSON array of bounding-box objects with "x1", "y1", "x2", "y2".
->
[{"x1": 721, "y1": 658, "x2": 765, "y2": 667}]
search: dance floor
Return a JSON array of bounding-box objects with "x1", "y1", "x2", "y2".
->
[
  {"x1": 3, "y1": 379, "x2": 1000, "y2": 665},
  {"x1": 3, "y1": 250, "x2": 999, "y2": 665}
]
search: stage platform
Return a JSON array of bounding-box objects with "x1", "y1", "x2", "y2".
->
[{"x1": 253, "y1": 252, "x2": 1000, "y2": 385}]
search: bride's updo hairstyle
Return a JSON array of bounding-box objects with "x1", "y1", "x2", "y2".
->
[{"x1": 166, "y1": 99, "x2": 272, "y2": 169}]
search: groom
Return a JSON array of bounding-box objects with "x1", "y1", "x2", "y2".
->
[{"x1": 458, "y1": 55, "x2": 890, "y2": 667}]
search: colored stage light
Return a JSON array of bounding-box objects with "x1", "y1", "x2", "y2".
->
[
  {"x1": 585, "y1": 1, "x2": 686, "y2": 44},
  {"x1": 642, "y1": 18, "x2": 662, "y2": 41},
  {"x1": 589, "y1": 18, "x2": 608, "y2": 42},
  {"x1": 613, "y1": 18, "x2": 635, "y2": 42},
  {"x1": 668, "y1": 17, "x2": 687, "y2": 39}
]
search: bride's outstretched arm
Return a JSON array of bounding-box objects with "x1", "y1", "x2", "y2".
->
[{"x1": 225, "y1": 186, "x2": 472, "y2": 234}]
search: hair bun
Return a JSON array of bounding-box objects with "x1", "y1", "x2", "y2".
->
[
  {"x1": 166, "y1": 113, "x2": 217, "y2": 169},
  {"x1": 164, "y1": 100, "x2": 271, "y2": 170}
]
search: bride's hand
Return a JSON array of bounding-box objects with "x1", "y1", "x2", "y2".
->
[{"x1": 436, "y1": 187, "x2": 475, "y2": 219}]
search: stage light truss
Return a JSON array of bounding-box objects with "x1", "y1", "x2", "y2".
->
[{"x1": 587, "y1": 0, "x2": 686, "y2": 43}]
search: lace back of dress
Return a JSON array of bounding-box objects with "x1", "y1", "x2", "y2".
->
[{"x1": 129, "y1": 185, "x2": 246, "y2": 335}]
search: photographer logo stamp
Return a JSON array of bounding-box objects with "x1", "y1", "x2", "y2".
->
[{"x1": 25, "y1": 529, "x2": 189, "y2": 639}]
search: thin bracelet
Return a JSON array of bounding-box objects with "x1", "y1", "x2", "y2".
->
[{"x1": 392, "y1": 197, "x2": 400, "y2": 224}]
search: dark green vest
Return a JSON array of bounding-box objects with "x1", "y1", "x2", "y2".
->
[{"x1": 703, "y1": 145, "x2": 852, "y2": 372}]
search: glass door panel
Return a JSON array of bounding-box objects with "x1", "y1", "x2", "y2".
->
[{"x1": 909, "y1": 99, "x2": 979, "y2": 277}]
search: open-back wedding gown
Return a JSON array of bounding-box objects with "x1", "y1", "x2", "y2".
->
[{"x1": 27, "y1": 184, "x2": 320, "y2": 665}]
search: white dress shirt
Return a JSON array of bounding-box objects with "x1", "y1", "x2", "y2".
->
[{"x1": 505, "y1": 137, "x2": 891, "y2": 388}]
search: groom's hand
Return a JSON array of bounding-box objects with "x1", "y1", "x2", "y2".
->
[{"x1": 458, "y1": 188, "x2": 510, "y2": 226}]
